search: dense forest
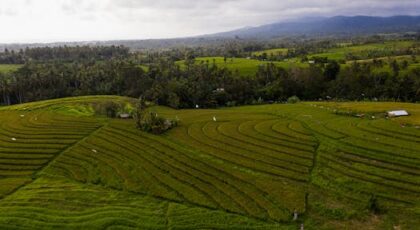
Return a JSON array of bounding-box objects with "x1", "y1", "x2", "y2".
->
[
  {"x1": 0, "y1": 45, "x2": 129, "y2": 64},
  {"x1": 0, "y1": 38, "x2": 420, "y2": 108}
]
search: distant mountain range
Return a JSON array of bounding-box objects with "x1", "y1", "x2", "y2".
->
[
  {"x1": 1, "y1": 15, "x2": 419, "y2": 51},
  {"x1": 208, "y1": 15, "x2": 420, "y2": 38}
]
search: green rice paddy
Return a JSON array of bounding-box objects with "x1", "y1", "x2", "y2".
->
[
  {"x1": 253, "y1": 48, "x2": 289, "y2": 56},
  {"x1": 175, "y1": 41, "x2": 419, "y2": 77},
  {"x1": 308, "y1": 41, "x2": 417, "y2": 61},
  {"x1": 0, "y1": 64, "x2": 22, "y2": 73},
  {"x1": 0, "y1": 96, "x2": 419, "y2": 229},
  {"x1": 177, "y1": 57, "x2": 307, "y2": 76}
]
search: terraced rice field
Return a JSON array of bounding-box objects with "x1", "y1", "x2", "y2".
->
[{"x1": 0, "y1": 96, "x2": 419, "y2": 229}]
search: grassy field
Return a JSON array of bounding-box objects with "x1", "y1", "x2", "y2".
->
[
  {"x1": 250, "y1": 41, "x2": 417, "y2": 62},
  {"x1": 177, "y1": 57, "x2": 307, "y2": 76},
  {"x1": 177, "y1": 55, "x2": 420, "y2": 77},
  {"x1": 0, "y1": 96, "x2": 419, "y2": 229},
  {"x1": 253, "y1": 48, "x2": 289, "y2": 56},
  {"x1": 175, "y1": 41, "x2": 419, "y2": 77},
  {"x1": 308, "y1": 41, "x2": 417, "y2": 61},
  {"x1": 0, "y1": 64, "x2": 22, "y2": 73}
]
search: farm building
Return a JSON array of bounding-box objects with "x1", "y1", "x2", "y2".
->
[
  {"x1": 119, "y1": 113, "x2": 131, "y2": 119},
  {"x1": 387, "y1": 110, "x2": 409, "y2": 117}
]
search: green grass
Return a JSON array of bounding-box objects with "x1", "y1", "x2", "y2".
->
[
  {"x1": 309, "y1": 101, "x2": 420, "y2": 124},
  {"x1": 309, "y1": 41, "x2": 417, "y2": 61},
  {"x1": 0, "y1": 95, "x2": 137, "y2": 117},
  {"x1": 253, "y1": 48, "x2": 289, "y2": 56},
  {"x1": 177, "y1": 57, "x2": 307, "y2": 76},
  {"x1": 0, "y1": 177, "x2": 284, "y2": 230},
  {"x1": 0, "y1": 64, "x2": 22, "y2": 73},
  {"x1": 0, "y1": 96, "x2": 419, "y2": 229},
  {"x1": 138, "y1": 64, "x2": 149, "y2": 72},
  {"x1": 251, "y1": 41, "x2": 417, "y2": 63},
  {"x1": 176, "y1": 41, "x2": 419, "y2": 77}
]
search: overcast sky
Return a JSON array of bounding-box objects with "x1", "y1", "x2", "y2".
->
[{"x1": 0, "y1": 0, "x2": 419, "y2": 43}]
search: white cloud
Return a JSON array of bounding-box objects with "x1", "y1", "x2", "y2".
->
[{"x1": 0, "y1": 0, "x2": 419, "y2": 43}]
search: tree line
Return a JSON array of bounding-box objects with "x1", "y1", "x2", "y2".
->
[
  {"x1": 1, "y1": 56, "x2": 419, "y2": 107},
  {"x1": 0, "y1": 45, "x2": 130, "y2": 64}
]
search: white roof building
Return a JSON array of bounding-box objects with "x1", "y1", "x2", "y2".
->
[
  {"x1": 387, "y1": 110, "x2": 409, "y2": 117},
  {"x1": 119, "y1": 113, "x2": 131, "y2": 119}
]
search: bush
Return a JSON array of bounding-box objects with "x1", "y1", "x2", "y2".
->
[
  {"x1": 93, "y1": 101, "x2": 135, "y2": 118},
  {"x1": 226, "y1": 101, "x2": 237, "y2": 107},
  {"x1": 287, "y1": 96, "x2": 300, "y2": 104},
  {"x1": 135, "y1": 97, "x2": 177, "y2": 134},
  {"x1": 136, "y1": 112, "x2": 178, "y2": 134},
  {"x1": 252, "y1": 97, "x2": 264, "y2": 105},
  {"x1": 367, "y1": 195, "x2": 381, "y2": 214},
  {"x1": 103, "y1": 101, "x2": 121, "y2": 118}
]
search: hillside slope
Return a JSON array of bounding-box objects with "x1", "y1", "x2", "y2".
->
[
  {"x1": 211, "y1": 15, "x2": 420, "y2": 38},
  {"x1": 0, "y1": 96, "x2": 419, "y2": 229}
]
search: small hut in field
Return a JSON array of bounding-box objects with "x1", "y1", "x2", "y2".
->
[
  {"x1": 387, "y1": 110, "x2": 409, "y2": 117},
  {"x1": 119, "y1": 113, "x2": 131, "y2": 119}
]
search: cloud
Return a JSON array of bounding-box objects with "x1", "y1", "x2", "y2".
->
[
  {"x1": 111, "y1": 0, "x2": 239, "y2": 10},
  {"x1": 0, "y1": 0, "x2": 419, "y2": 43},
  {"x1": 0, "y1": 9, "x2": 18, "y2": 17},
  {"x1": 105, "y1": 0, "x2": 420, "y2": 29}
]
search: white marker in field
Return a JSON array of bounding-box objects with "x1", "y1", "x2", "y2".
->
[
  {"x1": 213, "y1": 116, "x2": 217, "y2": 122},
  {"x1": 11, "y1": 138, "x2": 17, "y2": 141},
  {"x1": 92, "y1": 149, "x2": 97, "y2": 153}
]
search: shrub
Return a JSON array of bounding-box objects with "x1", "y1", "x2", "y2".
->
[
  {"x1": 92, "y1": 101, "x2": 135, "y2": 118},
  {"x1": 103, "y1": 101, "x2": 121, "y2": 118},
  {"x1": 135, "y1": 97, "x2": 177, "y2": 134},
  {"x1": 253, "y1": 97, "x2": 264, "y2": 105},
  {"x1": 367, "y1": 195, "x2": 381, "y2": 214},
  {"x1": 226, "y1": 101, "x2": 237, "y2": 107},
  {"x1": 287, "y1": 96, "x2": 300, "y2": 104},
  {"x1": 137, "y1": 112, "x2": 178, "y2": 135}
]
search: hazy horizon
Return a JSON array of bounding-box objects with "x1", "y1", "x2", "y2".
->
[{"x1": 1, "y1": 0, "x2": 420, "y2": 44}]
